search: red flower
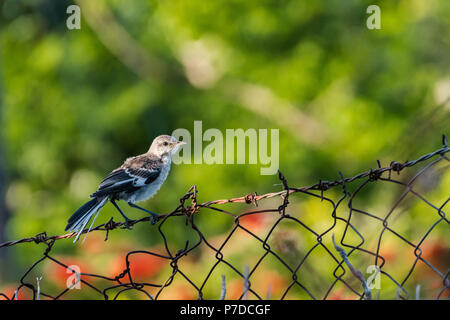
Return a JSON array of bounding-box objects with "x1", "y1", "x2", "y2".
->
[
  {"x1": 45, "y1": 257, "x2": 90, "y2": 288},
  {"x1": 0, "y1": 285, "x2": 32, "y2": 300},
  {"x1": 159, "y1": 283, "x2": 197, "y2": 300},
  {"x1": 328, "y1": 288, "x2": 346, "y2": 300},
  {"x1": 110, "y1": 251, "x2": 165, "y2": 282},
  {"x1": 239, "y1": 213, "x2": 265, "y2": 234}
]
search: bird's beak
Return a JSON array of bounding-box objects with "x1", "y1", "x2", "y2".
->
[{"x1": 170, "y1": 140, "x2": 186, "y2": 154}]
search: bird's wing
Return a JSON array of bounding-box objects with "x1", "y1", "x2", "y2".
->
[{"x1": 91, "y1": 167, "x2": 161, "y2": 198}]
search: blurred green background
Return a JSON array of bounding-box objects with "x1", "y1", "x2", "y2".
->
[{"x1": 0, "y1": 0, "x2": 449, "y2": 299}]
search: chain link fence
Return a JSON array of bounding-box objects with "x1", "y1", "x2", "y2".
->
[{"x1": 1, "y1": 136, "x2": 449, "y2": 300}]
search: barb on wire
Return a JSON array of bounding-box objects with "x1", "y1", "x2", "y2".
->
[{"x1": 0, "y1": 136, "x2": 449, "y2": 300}]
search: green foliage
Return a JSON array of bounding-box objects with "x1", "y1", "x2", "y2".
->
[{"x1": 0, "y1": 0, "x2": 449, "y2": 299}]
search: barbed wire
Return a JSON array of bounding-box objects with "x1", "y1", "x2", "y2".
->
[{"x1": 0, "y1": 136, "x2": 449, "y2": 300}]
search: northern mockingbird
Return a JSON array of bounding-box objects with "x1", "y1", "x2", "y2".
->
[{"x1": 65, "y1": 135, "x2": 185, "y2": 242}]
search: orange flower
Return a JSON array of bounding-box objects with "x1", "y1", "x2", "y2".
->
[
  {"x1": 227, "y1": 278, "x2": 247, "y2": 300},
  {"x1": 159, "y1": 283, "x2": 197, "y2": 300},
  {"x1": 253, "y1": 271, "x2": 286, "y2": 298},
  {"x1": 379, "y1": 243, "x2": 398, "y2": 263},
  {"x1": 239, "y1": 213, "x2": 265, "y2": 234},
  {"x1": 327, "y1": 287, "x2": 360, "y2": 300},
  {"x1": 82, "y1": 233, "x2": 106, "y2": 255},
  {"x1": 420, "y1": 239, "x2": 448, "y2": 268},
  {"x1": 45, "y1": 257, "x2": 90, "y2": 288},
  {"x1": 0, "y1": 285, "x2": 32, "y2": 300},
  {"x1": 327, "y1": 288, "x2": 347, "y2": 300},
  {"x1": 109, "y1": 251, "x2": 166, "y2": 282}
]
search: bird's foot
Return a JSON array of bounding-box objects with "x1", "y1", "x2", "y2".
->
[
  {"x1": 149, "y1": 213, "x2": 161, "y2": 225},
  {"x1": 121, "y1": 218, "x2": 134, "y2": 230},
  {"x1": 127, "y1": 202, "x2": 161, "y2": 225}
]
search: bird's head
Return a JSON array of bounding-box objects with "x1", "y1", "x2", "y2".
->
[{"x1": 149, "y1": 135, "x2": 186, "y2": 157}]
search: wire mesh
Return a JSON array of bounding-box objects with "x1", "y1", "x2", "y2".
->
[{"x1": 0, "y1": 136, "x2": 449, "y2": 300}]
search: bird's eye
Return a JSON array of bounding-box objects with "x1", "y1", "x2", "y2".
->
[{"x1": 163, "y1": 141, "x2": 168, "y2": 146}]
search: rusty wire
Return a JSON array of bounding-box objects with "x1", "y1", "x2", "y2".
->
[{"x1": 0, "y1": 136, "x2": 449, "y2": 300}]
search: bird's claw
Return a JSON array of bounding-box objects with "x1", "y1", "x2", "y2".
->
[
  {"x1": 149, "y1": 214, "x2": 160, "y2": 225},
  {"x1": 121, "y1": 219, "x2": 134, "y2": 230}
]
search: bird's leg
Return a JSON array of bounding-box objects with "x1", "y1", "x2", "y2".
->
[
  {"x1": 128, "y1": 202, "x2": 160, "y2": 225},
  {"x1": 111, "y1": 200, "x2": 133, "y2": 230}
]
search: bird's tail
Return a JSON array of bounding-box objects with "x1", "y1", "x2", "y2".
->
[{"x1": 65, "y1": 197, "x2": 108, "y2": 243}]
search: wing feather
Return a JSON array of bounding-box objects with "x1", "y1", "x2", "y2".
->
[{"x1": 91, "y1": 167, "x2": 160, "y2": 198}]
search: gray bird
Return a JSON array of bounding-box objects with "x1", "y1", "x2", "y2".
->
[{"x1": 65, "y1": 135, "x2": 185, "y2": 242}]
